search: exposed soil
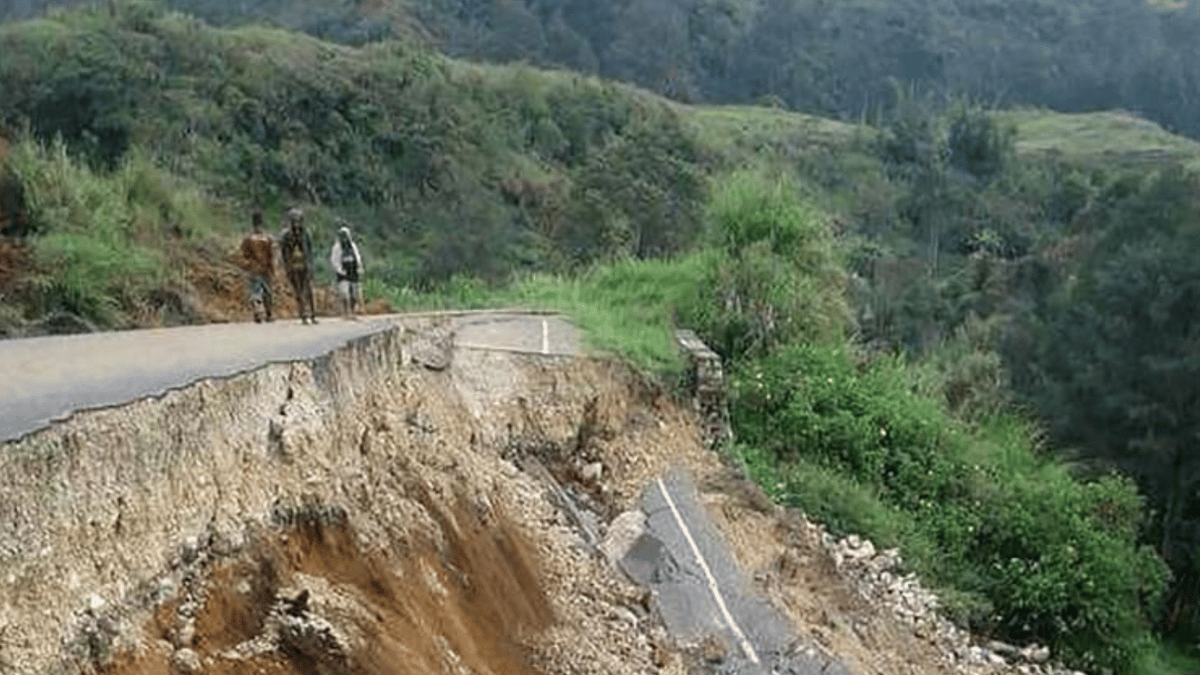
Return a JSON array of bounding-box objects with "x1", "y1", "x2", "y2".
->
[
  {"x1": 103, "y1": 498, "x2": 553, "y2": 675},
  {"x1": 185, "y1": 250, "x2": 391, "y2": 326},
  {"x1": 91, "y1": 377, "x2": 998, "y2": 675},
  {"x1": 3, "y1": 318, "x2": 1025, "y2": 675},
  {"x1": 0, "y1": 238, "x2": 27, "y2": 295}
]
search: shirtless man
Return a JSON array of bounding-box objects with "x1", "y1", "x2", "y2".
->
[{"x1": 240, "y1": 209, "x2": 275, "y2": 323}]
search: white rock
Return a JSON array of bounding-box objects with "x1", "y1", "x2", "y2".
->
[
  {"x1": 611, "y1": 606, "x2": 639, "y2": 627},
  {"x1": 174, "y1": 619, "x2": 196, "y2": 648},
  {"x1": 581, "y1": 462, "x2": 604, "y2": 484},
  {"x1": 171, "y1": 648, "x2": 202, "y2": 674},
  {"x1": 1021, "y1": 644, "x2": 1051, "y2": 664},
  {"x1": 988, "y1": 639, "x2": 1019, "y2": 657},
  {"x1": 856, "y1": 538, "x2": 876, "y2": 559},
  {"x1": 181, "y1": 536, "x2": 200, "y2": 564},
  {"x1": 599, "y1": 511, "x2": 647, "y2": 564}
]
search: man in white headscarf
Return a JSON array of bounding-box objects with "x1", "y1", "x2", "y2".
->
[{"x1": 329, "y1": 221, "x2": 363, "y2": 318}]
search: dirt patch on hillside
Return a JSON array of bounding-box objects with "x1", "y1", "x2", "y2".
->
[
  {"x1": 186, "y1": 252, "x2": 391, "y2": 325},
  {"x1": 0, "y1": 239, "x2": 28, "y2": 294},
  {"x1": 103, "y1": 497, "x2": 554, "y2": 675}
]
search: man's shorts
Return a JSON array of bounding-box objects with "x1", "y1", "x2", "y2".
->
[
  {"x1": 338, "y1": 279, "x2": 361, "y2": 303},
  {"x1": 248, "y1": 275, "x2": 270, "y2": 300}
]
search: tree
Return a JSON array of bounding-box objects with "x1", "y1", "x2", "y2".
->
[
  {"x1": 726, "y1": 0, "x2": 826, "y2": 111},
  {"x1": 604, "y1": 0, "x2": 699, "y2": 101},
  {"x1": 543, "y1": 9, "x2": 597, "y2": 73},
  {"x1": 1031, "y1": 168, "x2": 1200, "y2": 636},
  {"x1": 486, "y1": 0, "x2": 544, "y2": 62},
  {"x1": 686, "y1": 169, "x2": 849, "y2": 359}
]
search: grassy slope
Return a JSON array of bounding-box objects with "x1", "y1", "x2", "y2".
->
[{"x1": 1000, "y1": 108, "x2": 1200, "y2": 169}]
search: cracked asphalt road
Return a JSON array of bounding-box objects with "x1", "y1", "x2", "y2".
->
[{"x1": 0, "y1": 311, "x2": 579, "y2": 442}]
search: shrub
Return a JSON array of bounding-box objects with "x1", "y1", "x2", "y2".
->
[
  {"x1": 731, "y1": 342, "x2": 1169, "y2": 674},
  {"x1": 684, "y1": 169, "x2": 849, "y2": 360},
  {"x1": 946, "y1": 102, "x2": 1016, "y2": 182}
]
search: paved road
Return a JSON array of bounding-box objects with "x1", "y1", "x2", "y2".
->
[
  {"x1": 455, "y1": 312, "x2": 579, "y2": 355},
  {"x1": 0, "y1": 311, "x2": 579, "y2": 442},
  {"x1": 623, "y1": 469, "x2": 853, "y2": 675}
]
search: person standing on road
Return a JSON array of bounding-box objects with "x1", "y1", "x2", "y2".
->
[
  {"x1": 280, "y1": 207, "x2": 318, "y2": 324},
  {"x1": 329, "y1": 222, "x2": 363, "y2": 319},
  {"x1": 240, "y1": 208, "x2": 275, "y2": 323}
]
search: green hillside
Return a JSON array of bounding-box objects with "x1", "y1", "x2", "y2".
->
[
  {"x1": 8, "y1": 0, "x2": 1200, "y2": 146},
  {"x1": 0, "y1": 2, "x2": 708, "y2": 329},
  {"x1": 4, "y1": 6, "x2": 1200, "y2": 672},
  {"x1": 1001, "y1": 108, "x2": 1200, "y2": 169}
]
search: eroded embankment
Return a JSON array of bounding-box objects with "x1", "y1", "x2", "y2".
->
[{"x1": 0, "y1": 320, "x2": 710, "y2": 675}]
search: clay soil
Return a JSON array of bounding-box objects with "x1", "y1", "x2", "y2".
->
[
  {"x1": 186, "y1": 251, "x2": 391, "y2": 326},
  {"x1": 105, "y1": 503, "x2": 552, "y2": 675}
]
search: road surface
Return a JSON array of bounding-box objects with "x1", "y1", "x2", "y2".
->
[
  {"x1": 623, "y1": 469, "x2": 854, "y2": 675},
  {"x1": 0, "y1": 311, "x2": 578, "y2": 442}
]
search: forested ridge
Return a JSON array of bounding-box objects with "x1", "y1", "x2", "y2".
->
[
  {"x1": 5, "y1": 0, "x2": 1200, "y2": 142},
  {"x1": 3, "y1": 2, "x2": 1200, "y2": 674}
]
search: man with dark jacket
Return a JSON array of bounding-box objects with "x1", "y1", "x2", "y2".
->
[{"x1": 280, "y1": 207, "x2": 317, "y2": 324}]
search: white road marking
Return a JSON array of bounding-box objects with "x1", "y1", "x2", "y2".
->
[
  {"x1": 541, "y1": 319, "x2": 549, "y2": 355},
  {"x1": 655, "y1": 477, "x2": 762, "y2": 665}
]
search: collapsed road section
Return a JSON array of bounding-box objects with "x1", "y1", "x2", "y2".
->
[
  {"x1": 605, "y1": 469, "x2": 853, "y2": 675},
  {"x1": 0, "y1": 313, "x2": 982, "y2": 675}
]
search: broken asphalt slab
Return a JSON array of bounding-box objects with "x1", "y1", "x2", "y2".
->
[{"x1": 622, "y1": 468, "x2": 854, "y2": 675}]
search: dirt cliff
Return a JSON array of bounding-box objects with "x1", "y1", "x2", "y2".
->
[{"x1": 0, "y1": 318, "x2": 1025, "y2": 675}]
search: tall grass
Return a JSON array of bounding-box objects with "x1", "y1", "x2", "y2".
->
[
  {"x1": 384, "y1": 253, "x2": 710, "y2": 375},
  {"x1": 6, "y1": 137, "x2": 227, "y2": 326}
]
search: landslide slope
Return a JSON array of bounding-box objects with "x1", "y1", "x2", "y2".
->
[{"x1": 0, "y1": 318, "x2": 1019, "y2": 675}]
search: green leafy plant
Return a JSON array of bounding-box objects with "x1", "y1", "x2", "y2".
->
[
  {"x1": 731, "y1": 342, "x2": 1168, "y2": 673},
  {"x1": 686, "y1": 168, "x2": 849, "y2": 360}
]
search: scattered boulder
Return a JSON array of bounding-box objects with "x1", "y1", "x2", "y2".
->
[
  {"x1": 813, "y1": 521, "x2": 1081, "y2": 675},
  {"x1": 580, "y1": 461, "x2": 604, "y2": 484},
  {"x1": 600, "y1": 510, "x2": 647, "y2": 565},
  {"x1": 169, "y1": 647, "x2": 202, "y2": 674}
]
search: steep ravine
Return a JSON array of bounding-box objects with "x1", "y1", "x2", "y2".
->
[{"x1": 1, "y1": 318, "x2": 1054, "y2": 675}]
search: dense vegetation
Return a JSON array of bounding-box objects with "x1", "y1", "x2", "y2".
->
[
  {"x1": 6, "y1": 0, "x2": 1200, "y2": 144},
  {"x1": 4, "y1": 2, "x2": 1200, "y2": 674},
  {"x1": 0, "y1": 0, "x2": 706, "y2": 314}
]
